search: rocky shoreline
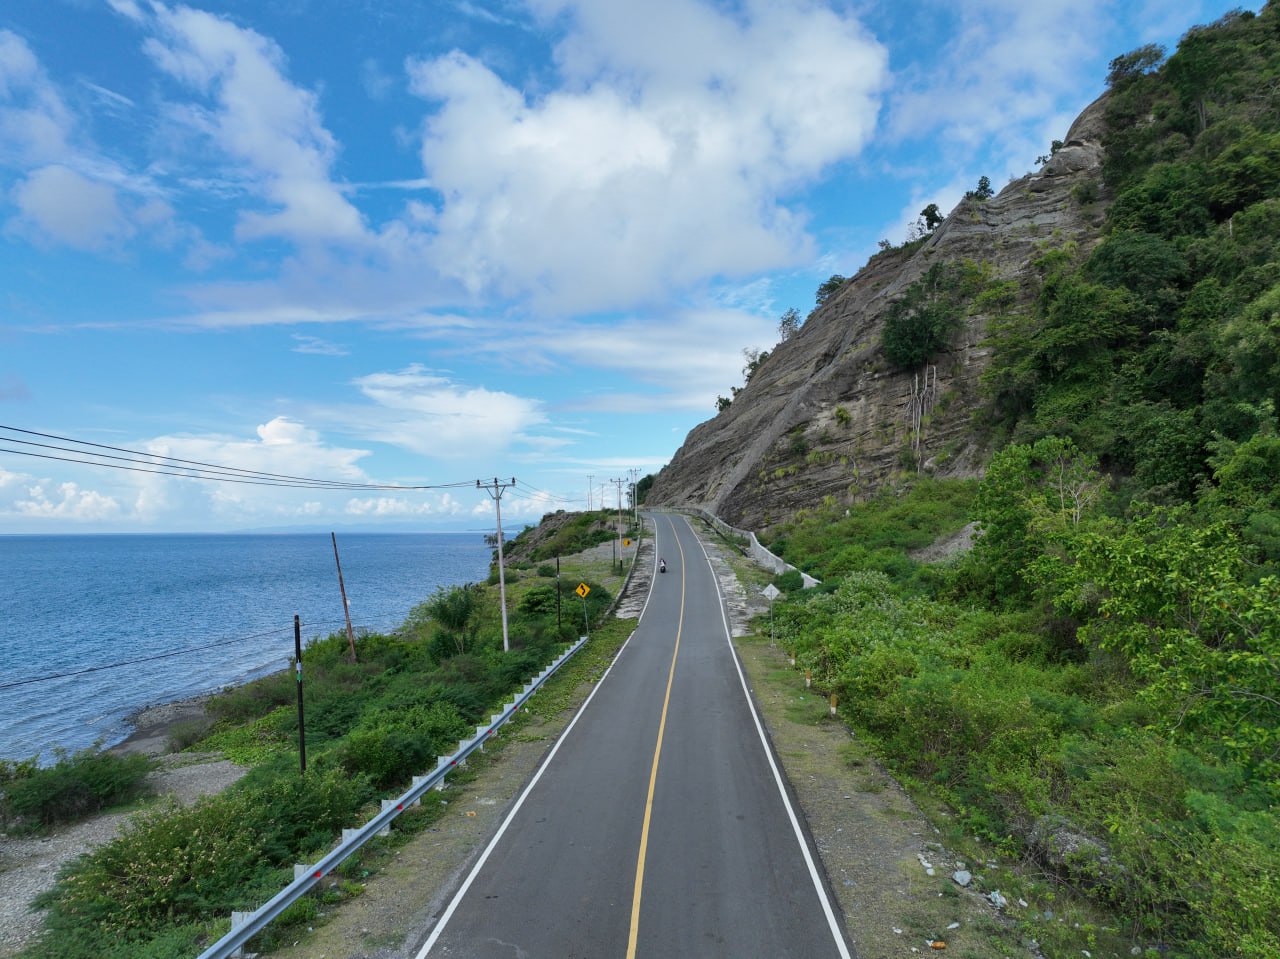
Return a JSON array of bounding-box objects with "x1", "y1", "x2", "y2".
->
[
  {"x1": 0, "y1": 693, "x2": 248, "y2": 957},
  {"x1": 108, "y1": 693, "x2": 218, "y2": 756}
]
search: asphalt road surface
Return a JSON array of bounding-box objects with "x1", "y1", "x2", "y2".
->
[{"x1": 415, "y1": 512, "x2": 853, "y2": 958}]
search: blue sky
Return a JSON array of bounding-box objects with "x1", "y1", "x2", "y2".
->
[{"x1": 0, "y1": 0, "x2": 1255, "y2": 533}]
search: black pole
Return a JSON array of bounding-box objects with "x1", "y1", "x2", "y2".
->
[
  {"x1": 294, "y1": 614, "x2": 306, "y2": 776},
  {"x1": 556, "y1": 556, "x2": 562, "y2": 631}
]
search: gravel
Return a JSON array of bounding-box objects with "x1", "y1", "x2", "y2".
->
[{"x1": 0, "y1": 706, "x2": 246, "y2": 957}]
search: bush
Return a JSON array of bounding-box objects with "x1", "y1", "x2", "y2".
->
[
  {"x1": 1, "y1": 748, "x2": 152, "y2": 829},
  {"x1": 43, "y1": 766, "x2": 372, "y2": 934},
  {"x1": 331, "y1": 701, "x2": 470, "y2": 790}
]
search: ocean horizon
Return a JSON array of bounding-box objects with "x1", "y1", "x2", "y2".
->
[{"x1": 0, "y1": 531, "x2": 492, "y2": 762}]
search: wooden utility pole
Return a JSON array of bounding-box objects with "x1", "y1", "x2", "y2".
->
[{"x1": 331, "y1": 532, "x2": 358, "y2": 662}]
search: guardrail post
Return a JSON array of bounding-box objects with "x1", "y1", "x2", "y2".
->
[
  {"x1": 193, "y1": 635, "x2": 593, "y2": 959},
  {"x1": 229, "y1": 912, "x2": 255, "y2": 958}
]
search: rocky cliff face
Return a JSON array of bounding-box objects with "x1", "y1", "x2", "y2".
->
[{"x1": 648, "y1": 94, "x2": 1111, "y2": 531}]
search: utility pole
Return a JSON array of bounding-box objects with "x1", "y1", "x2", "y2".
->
[
  {"x1": 587, "y1": 474, "x2": 593, "y2": 511},
  {"x1": 331, "y1": 532, "x2": 358, "y2": 663},
  {"x1": 610, "y1": 477, "x2": 626, "y2": 574},
  {"x1": 628, "y1": 467, "x2": 640, "y2": 524},
  {"x1": 478, "y1": 477, "x2": 516, "y2": 652},
  {"x1": 294, "y1": 614, "x2": 305, "y2": 776}
]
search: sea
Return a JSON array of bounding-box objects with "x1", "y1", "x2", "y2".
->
[{"x1": 0, "y1": 532, "x2": 492, "y2": 763}]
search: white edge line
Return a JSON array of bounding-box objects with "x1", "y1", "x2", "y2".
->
[
  {"x1": 415, "y1": 526, "x2": 661, "y2": 958},
  {"x1": 687, "y1": 517, "x2": 853, "y2": 959}
]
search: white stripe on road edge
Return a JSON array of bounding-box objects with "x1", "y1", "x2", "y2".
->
[
  {"x1": 687, "y1": 515, "x2": 854, "y2": 959},
  {"x1": 414, "y1": 523, "x2": 662, "y2": 958}
]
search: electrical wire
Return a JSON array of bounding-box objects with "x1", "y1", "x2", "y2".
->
[
  {"x1": 0, "y1": 619, "x2": 363, "y2": 691},
  {"x1": 0, "y1": 625, "x2": 294, "y2": 690},
  {"x1": 0, "y1": 425, "x2": 476, "y2": 491}
]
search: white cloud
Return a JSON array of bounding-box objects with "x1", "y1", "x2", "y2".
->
[
  {"x1": 10, "y1": 164, "x2": 134, "y2": 250},
  {"x1": 292, "y1": 333, "x2": 349, "y2": 355},
  {"x1": 885, "y1": 0, "x2": 1108, "y2": 151},
  {"x1": 142, "y1": 4, "x2": 366, "y2": 244},
  {"x1": 347, "y1": 364, "x2": 547, "y2": 456},
  {"x1": 129, "y1": 417, "x2": 373, "y2": 522},
  {"x1": 441, "y1": 305, "x2": 777, "y2": 412},
  {"x1": 0, "y1": 30, "x2": 76, "y2": 166},
  {"x1": 406, "y1": 0, "x2": 888, "y2": 313},
  {"x1": 106, "y1": 0, "x2": 145, "y2": 21},
  {"x1": 345, "y1": 492, "x2": 464, "y2": 516},
  {"x1": 16, "y1": 481, "x2": 121, "y2": 520}
]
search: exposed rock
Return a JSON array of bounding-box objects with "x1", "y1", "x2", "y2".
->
[
  {"x1": 1027, "y1": 815, "x2": 1127, "y2": 890},
  {"x1": 649, "y1": 93, "x2": 1111, "y2": 531},
  {"x1": 908, "y1": 520, "x2": 980, "y2": 563}
]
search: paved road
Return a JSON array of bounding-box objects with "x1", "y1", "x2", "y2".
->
[{"x1": 416, "y1": 512, "x2": 852, "y2": 958}]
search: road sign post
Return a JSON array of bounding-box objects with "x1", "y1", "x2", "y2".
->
[
  {"x1": 762, "y1": 583, "x2": 783, "y2": 646},
  {"x1": 576, "y1": 582, "x2": 591, "y2": 640}
]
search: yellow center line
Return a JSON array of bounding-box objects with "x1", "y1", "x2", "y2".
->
[{"x1": 626, "y1": 518, "x2": 685, "y2": 959}]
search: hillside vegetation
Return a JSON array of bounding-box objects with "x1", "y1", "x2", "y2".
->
[{"x1": 764, "y1": 8, "x2": 1280, "y2": 957}]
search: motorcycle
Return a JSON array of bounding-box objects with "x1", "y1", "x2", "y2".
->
[{"x1": 659, "y1": 559, "x2": 667, "y2": 573}]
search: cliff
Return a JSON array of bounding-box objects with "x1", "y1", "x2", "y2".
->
[{"x1": 649, "y1": 94, "x2": 1111, "y2": 530}]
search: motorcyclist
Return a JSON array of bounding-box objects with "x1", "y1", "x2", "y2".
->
[{"x1": 659, "y1": 558, "x2": 667, "y2": 573}]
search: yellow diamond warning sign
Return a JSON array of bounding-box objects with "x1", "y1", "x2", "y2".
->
[{"x1": 575, "y1": 583, "x2": 590, "y2": 598}]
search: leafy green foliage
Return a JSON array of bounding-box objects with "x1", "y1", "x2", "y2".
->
[
  {"x1": 814, "y1": 274, "x2": 847, "y2": 309},
  {"x1": 44, "y1": 767, "x2": 371, "y2": 935},
  {"x1": 964, "y1": 175, "x2": 993, "y2": 200},
  {"x1": 1, "y1": 749, "x2": 152, "y2": 830},
  {"x1": 881, "y1": 260, "x2": 990, "y2": 370},
  {"x1": 504, "y1": 510, "x2": 616, "y2": 563},
  {"x1": 767, "y1": 477, "x2": 975, "y2": 585}
]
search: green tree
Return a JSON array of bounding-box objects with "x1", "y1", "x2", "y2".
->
[
  {"x1": 965, "y1": 175, "x2": 994, "y2": 200},
  {"x1": 920, "y1": 203, "x2": 943, "y2": 231},
  {"x1": 778, "y1": 307, "x2": 802, "y2": 341},
  {"x1": 881, "y1": 260, "x2": 988, "y2": 371},
  {"x1": 635, "y1": 473, "x2": 656, "y2": 503},
  {"x1": 416, "y1": 583, "x2": 480, "y2": 655},
  {"x1": 814, "y1": 275, "x2": 847, "y2": 309},
  {"x1": 968, "y1": 436, "x2": 1103, "y2": 602},
  {"x1": 1106, "y1": 43, "x2": 1166, "y2": 87}
]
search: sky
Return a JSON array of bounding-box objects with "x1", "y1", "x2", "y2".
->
[{"x1": 0, "y1": 0, "x2": 1258, "y2": 533}]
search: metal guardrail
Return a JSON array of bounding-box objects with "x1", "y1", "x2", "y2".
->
[
  {"x1": 674, "y1": 507, "x2": 820, "y2": 588},
  {"x1": 197, "y1": 635, "x2": 589, "y2": 959}
]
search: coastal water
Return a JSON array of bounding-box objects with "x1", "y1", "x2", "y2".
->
[{"x1": 0, "y1": 533, "x2": 491, "y2": 762}]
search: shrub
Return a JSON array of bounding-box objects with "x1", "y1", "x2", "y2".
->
[{"x1": 2, "y1": 748, "x2": 152, "y2": 829}]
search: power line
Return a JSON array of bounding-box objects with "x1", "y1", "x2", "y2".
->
[
  {"x1": 0, "y1": 619, "x2": 360, "y2": 691},
  {"x1": 0, "y1": 425, "x2": 475, "y2": 491}
]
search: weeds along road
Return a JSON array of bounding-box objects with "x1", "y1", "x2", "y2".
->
[{"x1": 415, "y1": 512, "x2": 853, "y2": 958}]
